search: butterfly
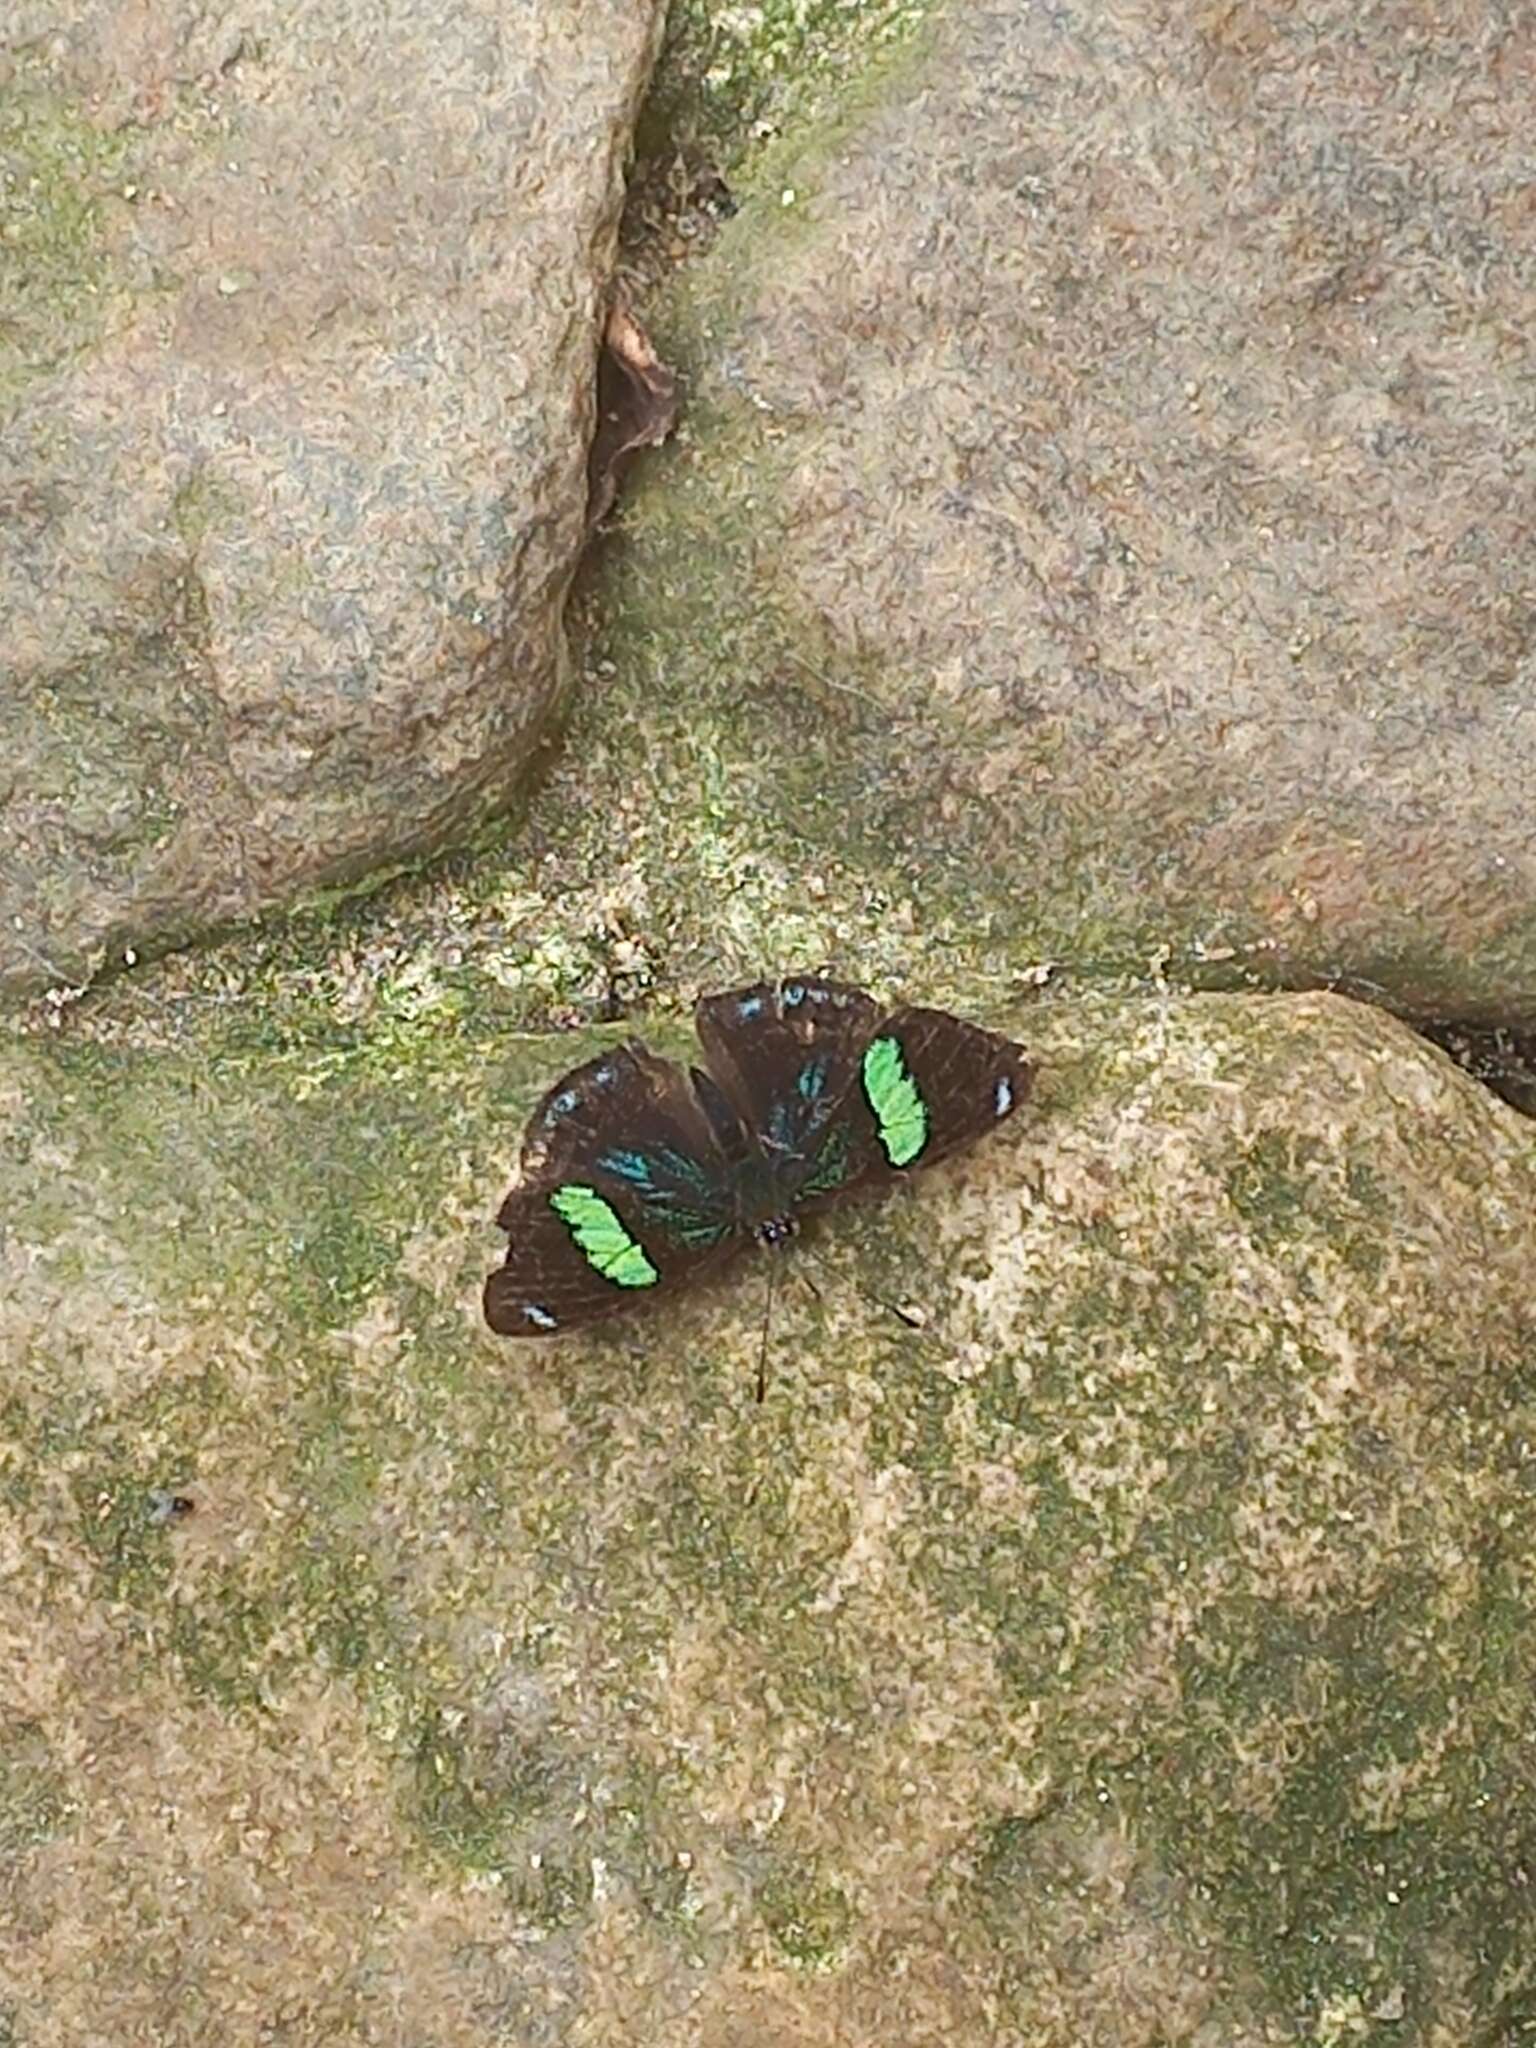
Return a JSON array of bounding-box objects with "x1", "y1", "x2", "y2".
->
[{"x1": 482, "y1": 975, "x2": 1033, "y2": 1353}]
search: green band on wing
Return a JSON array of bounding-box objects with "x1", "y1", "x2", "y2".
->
[
  {"x1": 862, "y1": 1036, "x2": 927, "y2": 1166},
  {"x1": 549, "y1": 1185, "x2": 659, "y2": 1287}
]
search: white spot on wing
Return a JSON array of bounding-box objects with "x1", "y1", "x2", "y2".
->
[
  {"x1": 524, "y1": 1304, "x2": 558, "y2": 1330},
  {"x1": 994, "y1": 1075, "x2": 1014, "y2": 1117}
]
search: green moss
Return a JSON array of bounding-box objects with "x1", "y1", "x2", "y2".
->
[
  {"x1": 404, "y1": 1694, "x2": 722, "y2": 1930},
  {"x1": 639, "y1": 0, "x2": 936, "y2": 176},
  {"x1": 170, "y1": 471, "x2": 244, "y2": 549},
  {"x1": 58, "y1": 1398, "x2": 384, "y2": 1712},
  {"x1": 1226, "y1": 1130, "x2": 1411, "y2": 1289},
  {"x1": 0, "y1": 78, "x2": 133, "y2": 403},
  {"x1": 408, "y1": 1703, "x2": 556, "y2": 1870},
  {"x1": 1153, "y1": 1589, "x2": 1534, "y2": 2027},
  {"x1": 1225, "y1": 1130, "x2": 1327, "y2": 1240},
  {"x1": 0, "y1": 1726, "x2": 70, "y2": 1857},
  {"x1": 861, "y1": 1331, "x2": 958, "y2": 1470},
  {"x1": 21, "y1": 1022, "x2": 520, "y2": 1333},
  {"x1": 759, "y1": 1862, "x2": 853, "y2": 1968}
]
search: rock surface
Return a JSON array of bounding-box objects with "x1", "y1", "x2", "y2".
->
[
  {"x1": 0, "y1": 0, "x2": 662, "y2": 998},
  {"x1": 2, "y1": 987, "x2": 1532, "y2": 2042},
  {"x1": 694, "y1": 0, "x2": 1536, "y2": 1019}
]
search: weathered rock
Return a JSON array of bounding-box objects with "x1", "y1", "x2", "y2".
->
[
  {"x1": 0, "y1": 0, "x2": 662, "y2": 999},
  {"x1": 699, "y1": 0, "x2": 1536, "y2": 1019},
  {"x1": 2, "y1": 987, "x2": 1532, "y2": 2041}
]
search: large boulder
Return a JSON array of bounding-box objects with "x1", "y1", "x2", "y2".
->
[
  {"x1": 2, "y1": 986, "x2": 1532, "y2": 2041},
  {"x1": 0, "y1": 0, "x2": 662, "y2": 999},
  {"x1": 680, "y1": 0, "x2": 1536, "y2": 1020}
]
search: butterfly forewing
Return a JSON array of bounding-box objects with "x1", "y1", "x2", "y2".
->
[
  {"x1": 854, "y1": 1006, "x2": 1034, "y2": 1178},
  {"x1": 484, "y1": 1042, "x2": 743, "y2": 1336},
  {"x1": 485, "y1": 1192, "x2": 665, "y2": 1335}
]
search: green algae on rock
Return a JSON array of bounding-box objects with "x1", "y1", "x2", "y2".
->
[{"x1": 2, "y1": 990, "x2": 1533, "y2": 2042}]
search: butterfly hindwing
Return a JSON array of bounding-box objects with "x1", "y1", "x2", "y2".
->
[
  {"x1": 483, "y1": 1043, "x2": 743, "y2": 1336},
  {"x1": 694, "y1": 974, "x2": 882, "y2": 1208}
]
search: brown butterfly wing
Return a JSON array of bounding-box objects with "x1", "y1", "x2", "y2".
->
[
  {"x1": 483, "y1": 1042, "x2": 743, "y2": 1338},
  {"x1": 484, "y1": 1191, "x2": 661, "y2": 1336},
  {"x1": 857, "y1": 1004, "x2": 1034, "y2": 1176},
  {"x1": 694, "y1": 975, "x2": 884, "y2": 1211},
  {"x1": 696, "y1": 976, "x2": 1032, "y2": 1215}
]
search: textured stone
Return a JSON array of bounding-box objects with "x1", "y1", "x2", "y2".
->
[
  {"x1": 0, "y1": 0, "x2": 662, "y2": 997},
  {"x1": 709, "y1": 0, "x2": 1536, "y2": 1018},
  {"x1": 1, "y1": 988, "x2": 1533, "y2": 2040}
]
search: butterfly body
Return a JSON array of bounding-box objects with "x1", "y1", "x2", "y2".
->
[{"x1": 483, "y1": 976, "x2": 1032, "y2": 1337}]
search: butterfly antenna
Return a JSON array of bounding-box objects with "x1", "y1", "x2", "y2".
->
[
  {"x1": 796, "y1": 1243, "x2": 924, "y2": 1333},
  {"x1": 856, "y1": 1281, "x2": 927, "y2": 1330},
  {"x1": 756, "y1": 1258, "x2": 778, "y2": 1404}
]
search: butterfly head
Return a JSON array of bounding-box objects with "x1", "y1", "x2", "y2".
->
[{"x1": 755, "y1": 1213, "x2": 798, "y2": 1252}]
